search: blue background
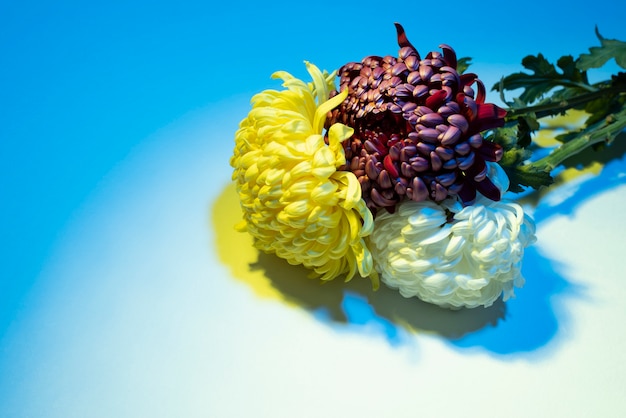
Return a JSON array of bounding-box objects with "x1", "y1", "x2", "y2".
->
[{"x1": 1, "y1": 0, "x2": 625, "y2": 365}]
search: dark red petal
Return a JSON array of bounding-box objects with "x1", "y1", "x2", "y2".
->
[
  {"x1": 394, "y1": 23, "x2": 419, "y2": 58},
  {"x1": 460, "y1": 73, "x2": 478, "y2": 86},
  {"x1": 476, "y1": 141, "x2": 503, "y2": 162},
  {"x1": 425, "y1": 90, "x2": 448, "y2": 110},
  {"x1": 431, "y1": 182, "x2": 448, "y2": 201},
  {"x1": 466, "y1": 154, "x2": 487, "y2": 177},
  {"x1": 474, "y1": 177, "x2": 501, "y2": 201},
  {"x1": 411, "y1": 177, "x2": 429, "y2": 201},
  {"x1": 473, "y1": 103, "x2": 507, "y2": 131},
  {"x1": 383, "y1": 154, "x2": 399, "y2": 178},
  {"x1": 459, "y1": 94, "x2": 478, "y2": 121},
  {"x1": 439, "y1": 44, "x2": 457, "y2": 69},
  {"x1": 475, "y1": 79, "x2": 486, "y2": 104},
  {"x1": 371, "y1": 188, "x2": 397, "y2": 207},
  {"x1": 475, "y1": 120, "x2": 505, "y2": 132},
  {"x1": 477, "y1": 103, "x2": 507, "y2": 120},
  {"x1": 458, "y1": 181, "x2": 477, "y2": 204}
]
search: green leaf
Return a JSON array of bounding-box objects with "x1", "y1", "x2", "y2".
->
[
  {"x1": 486, "y1": 126, "x2": 520, "y2": 152},
  {"x1": 505, "y1": 165, "x2": 554, "y2": 192},
  {"x1": 516, "y1": 115, "x2": 540, "y2": 148},
  {"x1": 557, "y1": 55, "x2": 587, "y2": 83},
  {"x1": 577, "y1": 27, "x2": 626, "y2": 70},
  {"x1": 583, "y1": 94, "x2": 617, "y2": 125},
  {"x1": 494, "y1": 54, "x2": 589, "y2": 104},
  {"x1": 495, "y1": 54, "x2": 556, "y2": 103},
  {"x1": 492, "y1": 26, "x2": 626, "y2": 197}
]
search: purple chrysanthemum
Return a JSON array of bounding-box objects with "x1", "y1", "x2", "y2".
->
[{"x1": 327, "y1": 23, "x2": 507, "y2": 212}]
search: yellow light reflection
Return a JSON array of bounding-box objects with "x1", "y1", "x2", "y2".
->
[{"x1": 211, "y1": 182, "x2": 350, "y2": 316}]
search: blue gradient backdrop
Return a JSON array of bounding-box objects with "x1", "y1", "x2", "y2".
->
[{"x1": 1, "y1": 0, "x2": 624, "y2": 384}]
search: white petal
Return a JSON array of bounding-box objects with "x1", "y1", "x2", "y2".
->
[
  {"x1": 419, "y1": 224, "x2": 452, "y2": 245},
  {"x1": 444, "y1": 235, "x2": 466, "y2": 258},
  {"x1": 476, "y1": 220, "x2": 497, "y2": 244}
]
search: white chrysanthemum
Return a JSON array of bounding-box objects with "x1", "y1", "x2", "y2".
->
[{"x1": 369, "y1": 163, "x2": 536, "y2": 309}]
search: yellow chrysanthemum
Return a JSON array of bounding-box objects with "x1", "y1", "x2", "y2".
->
[{"x1": 230, "y1": 62, "x2": 377, "y2": 287}]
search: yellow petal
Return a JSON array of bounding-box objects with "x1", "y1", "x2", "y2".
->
[
  {"x1": 230, "y1": 62, "x2": 374, "y2": 285},
  {"x1": 313, "y1": 89, "x2": 348, "y2": 135}
]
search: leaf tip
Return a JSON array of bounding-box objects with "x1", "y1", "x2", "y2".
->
[{"x1": 594, "y1": 25, "x2": 605, "y2": 42}]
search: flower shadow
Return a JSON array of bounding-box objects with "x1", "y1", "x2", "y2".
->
[
  {"x1": 213, "y1": 133, "x2": 626, "y2": 356},
  {"x1": 213, "y1": 182, "x2": 573, "y2": 355},
  {"x1": 447, "y1": 154, "x2": 626, "y2": 355},
  {"x1": 249, "y1": 245, "x2": 570, "y2": 355},
  {"x1": 251, "y1": 250, "x2": 507, "y2": 340},
  {"x1": 448, "y1": 244, "x2": 572, "y2": 355}
]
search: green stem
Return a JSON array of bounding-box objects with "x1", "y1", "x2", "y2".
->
[
  {"x1": 505, "y1": 86, "x2": 623, "y2": 121},
  {"x1": 525, "y1": 108, "x2": 626, "y2": 172}
]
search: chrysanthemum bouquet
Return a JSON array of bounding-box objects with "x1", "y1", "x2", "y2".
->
[{"x1": 230, "y1": 23, "x2": 626, "y2": 309}]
